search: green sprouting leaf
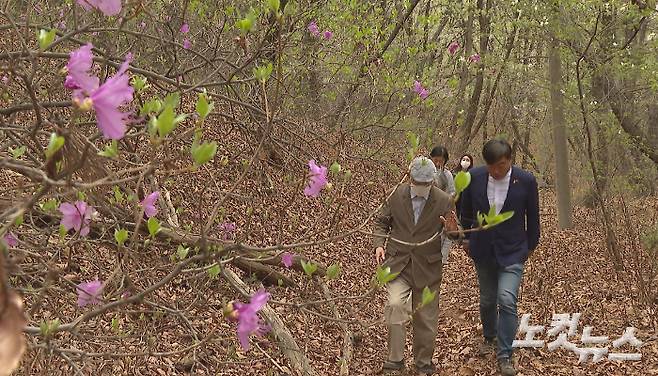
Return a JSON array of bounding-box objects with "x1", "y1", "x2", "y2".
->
[
  {"x1": 300, "y1": 259, "x2": 317, "y2": 276},
  {"x1": 191, "y1": 141, "x2": 218, "y2": 166},
  {"x1": 375, "y1": 266, "x2": 399, "y2": 286},
  {"x1": 98, "y1": 140, "x2": 118, "y2": 158},
  {"x1": 45, "y1": 133, "x2": 65, "y2": 158},
  {"x1": 59, "y1": 224, "x2": 68, "y2": 238},
  {"x1": 77, "y1": 191, "x2": 86, "y2": 201},
  {"x1": 330, "y1": 162, "x2": 342, "y2": 174},
  {"x1": 326, "y1": 263, "x2": 341, "y2": 280},
  {"x1": 14, "y1": 214, "x2": 23, "y2": 227},
  {"x1": 420, "y1": 286, "x2": 436, "y2": 307},
  {"x1": 163, "y1": 92, "x2": 181, "y2": 109},
  {"x1": 38, "y1": 29, "x2": 57, "y2": 50},
  {"x1": 176, "y1": 245, "x2": 190, "y2": 260},
  {"x1": 9, "y1": 145, "x2": 27, "y2": 159},
  {"x1": 111, "y1": 316, "x2": 120, "y2": 332},
  {"x1": 113, "y1": 186, "x2": 124, "y2": 204},
  {"x1": 195, "y1": 91, "x2": 214, "y2": 121},
  {"x1": 207, "y1": 264, "x2": 221, "y2": 278},
  {"x1": 253, "y1": 62, "x2": 274, "y2": 83},
  {"x1": 483, "y1": 210, "x2": 515, "y2": 228},
  {"x1": 454, "y1": 171, "x2": 471, "y2": 194},
  {"x1": 39, "y1": 318, "x2": 60, "y2": 337},
  {"x1": 156, "y1": 104, "x2": 187, "y2": 137},
  {"x1": 131, "y1": 76, "x2": 149, "y2": 93},
  {"x1": 487, "y1": 205, "x2": 497, "y2": 218},
  {"x1": 147, "y1": 217, "x2": 161, "y2": 237},
  {"x1": 235, "y1": 8, "x2": 257, "y2": 34},
  {"x1": 477, "y1": 212, "x2": 485, "y2": 227},
  {"x1": 140, "y1": 98, "x2": 162, "y2": 116},
  {"x1": 39, "y1": 198, "x2": 58, "y2": 212},
  {"x1": 267, "y1": 0, "x2": 280, "y2": 13},
  {"x1": 114, "y1": 228, "x2": 128, "y2": 246}
]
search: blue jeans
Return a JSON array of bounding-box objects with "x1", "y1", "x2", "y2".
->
[{"x1": 474, "y1": 261, "x2": 524, "y2": 360}]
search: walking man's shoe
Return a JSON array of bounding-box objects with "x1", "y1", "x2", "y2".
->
[
  {"x1": 416, "y1": 363, "x2": 436, "y2": 375},
  {"x1": 381, "y1": 360, "x2": 405, "y2": 373},
  {"x1": 498, "y1": 357, "x2": 516, "y2": 376},
  {"x1": 478, "y1": 337, "x2": 496, "y2": 357}
]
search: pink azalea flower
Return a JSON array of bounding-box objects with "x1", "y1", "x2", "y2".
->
[
  {"x1": 65, "y1": 44, "x2": 134, "y2": 140},
  {"x1": 303, "y1": 160, "x2": 328, "y2": 198},
  {"x1": 76, "y1": 0, "x2": 122, "y2": 16},
  {"x1": 323, "y1": 30, "x2": 333, "y2": 40},
  {"x1": 59, "y1": 201, "x2": 95, "y2": 237},
  {"x1": 447, "y1": 41, "x2": 460, "y2": 55},
  {"x1": 281, "y1": 252, "x2": 293, "y2": 268},
  {"x1": 233, "y1": 289, "x2": 271, "y2": 350},
  {"x1": 413, "y1": 80, "x2": 429, "y2": 100},
  {"x1": 140, "y1": 191, "x2": 160, "y2": 218},
  {"x1": 76, "y1": 279, "x2": 103, "y2": 307},
  {"x1": 64, "y1": 43, "x2": 99, "y2": 92},
  {"x1": 180, "y1": 23, "x2": 189, "y2": 33},
  {"x1": 468, "y1": 54, "x2": 481, "y2": 63},
  {"x1": 138, "y1": 21, "x2": 147, "y2": 30},
  {"x1": 183, "y1": 39, "x2": 191, "y2": 50},
  {"x1": 218, "y1": 221, "x2": 237, "y2": 240},
  {"x1": 3, "y1": 232, "x2": 18, "y2": 247},
  {"x1": 307, "y1": 21, "x2": 320, "y2": 37}
]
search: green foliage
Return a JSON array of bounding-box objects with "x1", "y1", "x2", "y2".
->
[
  {"x1": 147, "y1": 217, "x2": 161, "y2": 237},
  {"x1": 374, "y1": 265, "x2": 399, "y2": 286},
  {"x1": 115, "y1": 228, "x2": 129, "y2": 246},
  {"x1": 98, "y1": 140, "x2": 118, "y2": 158},
  {"x1": 45, "y1": 133, "x2": 65, "y2": 158},
  {"x1": 420, "y1": 286, "x2": 436, "y2": 308},
  {"x1": 300, "y1": 259, "x2": 318, "y2": 276},
  {"x1": 38, "y1": 29, "x2": 57, "y2": 50},
  {"x1": 325, "y1": 263, "x2": 341, "y2": 280}
]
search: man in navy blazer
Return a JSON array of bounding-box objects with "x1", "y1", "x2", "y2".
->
[{"x1": 461, "y1": 139, "x2": 540, "y2": 376}]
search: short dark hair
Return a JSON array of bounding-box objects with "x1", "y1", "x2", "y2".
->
[
  {"x1": 482, "y1": 139, "x2": 512, "y2": 165},
  {"x1": 430, "y1": 145, "x2": 449, "y2": 161}
]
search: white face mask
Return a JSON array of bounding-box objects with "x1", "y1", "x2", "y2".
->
[
  {"x1": 460, "y1": 158, "x2": 471, "y2": 170},
  {"x1": 411, "y1": 184, "x2": 431, "y2": 199}
]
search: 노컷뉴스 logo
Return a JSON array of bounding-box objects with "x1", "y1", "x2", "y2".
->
[{"x1": 513, "y1": 313, "x2": 643, "y2": 363}]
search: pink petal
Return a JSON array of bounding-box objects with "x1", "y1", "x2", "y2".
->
[
  {"x1": 281, "y1": 252, "x2": 293, "y2": 268},
  {"x1": 91, "y1": 54, "x2": 134, "y2": 140},
  {"x1": 140, "y1": 191, "x2": 160, "y2": 218},
  {"x1": 323, "y1": 30, "x2": 333, "y2": 40},
  {"x1": 183, "y1": 39, "x2": 191, "y2": 50},
  {"x1": 180, "y1": 23, "x2": 189, "y2": 33},
  {"x1": 413, "y1": 80, "x2": 423, "y2": 94},
  {"x1": 65, "y1": 43, "x2": 99, "y2": 93},
  {"x1": 76, "y1": 279, "x2": 103, "y2": 307},
  {"x1": 308, "y1": 21, "x2": 320, "y2": 36},
  {"x1": 76, "y1": 0, "x2": 121, "y2": 16},
  {"x1": 3, "y1": 232, "x2": 18, "y2": 248},
  {"x1": 303, "y1": 160, "x2": 328, "y2": 198},
  {"x1": 59, "y1": 202, "x2": 82, "y2": 232}
]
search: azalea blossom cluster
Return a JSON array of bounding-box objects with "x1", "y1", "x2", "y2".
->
[
  {"x1": 75, "y1": 0, "x2": 121, "y2": 16},
  {"x1": 64, "y1": 43, "x2": 134, "y2": 140},
  {"x1": 225, "y1": 289, "x2": 271, "y2": 350},
  {"x1": 413, "y1": 80, "x2": 429, "y2": 100},
  {"x1": 307, "y1": 21, "x2": 333, "y2": 40}
]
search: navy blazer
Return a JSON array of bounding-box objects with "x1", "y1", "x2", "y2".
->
[{"x1": 461, "y1": 166, "x2": 540, "y2": 266}]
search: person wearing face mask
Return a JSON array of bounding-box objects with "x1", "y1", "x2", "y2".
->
[
  {"x1": 373, "y1": 156, "x2": 460, "y2": 375},
  {"x1": 460, "y1": 139, "x2": 540, "y2": 376},
  {"x1": 429, "y1": 146, "x2": 456, "y2": 265},
  {"x1": 452, "y1": 154, "x2": 475, "y2": 221}
]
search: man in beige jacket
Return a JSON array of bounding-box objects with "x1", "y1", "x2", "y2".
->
[{"x1": 374, "y1": 156, "x2": 459, "y2": 375}]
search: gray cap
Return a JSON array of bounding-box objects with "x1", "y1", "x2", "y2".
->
[{"x1": 409, "y1": 156, "x2": 436, "y2": 183}]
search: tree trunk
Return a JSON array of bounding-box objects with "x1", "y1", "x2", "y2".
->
[{"x1": 548, "y1": 35, "x2": 573, "y2": 229}]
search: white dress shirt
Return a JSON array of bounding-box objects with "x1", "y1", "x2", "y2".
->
[
  {"x1": 487, "y1": 168, "x2": 512, "y2": 215},
  {"x1": 410, "y1": 191, "x2": 428, "y2": 225}
]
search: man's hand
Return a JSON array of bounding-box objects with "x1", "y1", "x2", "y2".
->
[
  {"x1": 440, "y1": 210, "x2": 459, "y2": 234},
  {"x1": 375, "y1": 247, "x2": 385, "y2": 264}
]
